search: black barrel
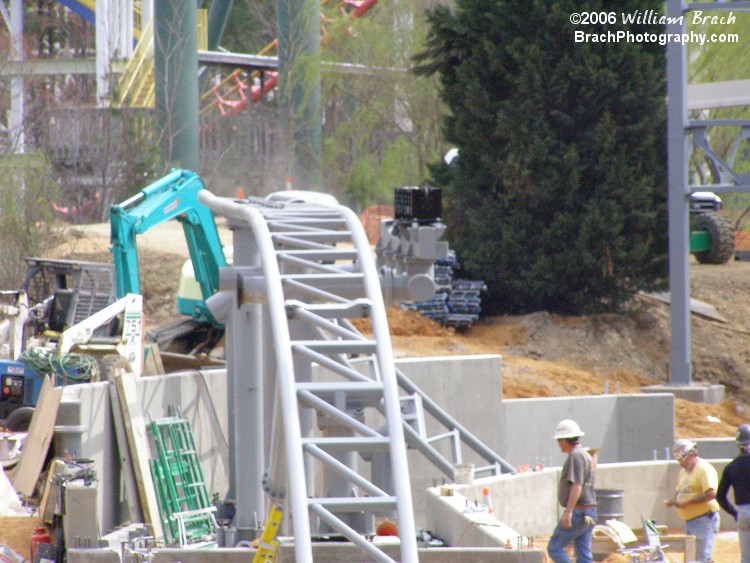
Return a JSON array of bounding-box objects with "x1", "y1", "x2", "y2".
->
[{"x1": 595, "y1": 488, "x2": 624, "y2": 524}]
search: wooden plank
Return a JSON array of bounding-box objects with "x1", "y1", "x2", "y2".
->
[
  {"x1": 158, "y1": 351, "x2": 225, "y2": 372},
  {"x1": 108, "y1": 371, "x2": 144, "y2": 525},
  {"x1": 593, "y1": 532, "x2": 695, "y2": 562},
  {"x1": 39, "y1": 458, "x2": 66, "y2": 523},
  {"x1": 11, "y1": 375, "x2": 63, "y2": 497},
  {"x1": 114, "y1": 371, "x2": 164, "y2": 542},
  {"x1": 142, "y1": 344, "x2": 165, "y2": 376},
  {"x1": 645, "y1": 291, "x2": 728, "y2": 323}
]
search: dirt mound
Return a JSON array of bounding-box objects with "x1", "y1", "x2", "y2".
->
[{"x1": 352, "y1": 307, "x2": 454, "y2": 338}]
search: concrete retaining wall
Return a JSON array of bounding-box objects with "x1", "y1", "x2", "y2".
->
[
  {"x1": 446, "y1": 459, "x2": 734, "y2": 539},
  {"x1": 56, "y1": 354, "x2": 729, "y2": 538},
  {"x1": 501, "y1": 393, "x2": 675, "y2": 467},
  {"x1": 693, "y1": 437, "x2": 737, "y2": 460}
]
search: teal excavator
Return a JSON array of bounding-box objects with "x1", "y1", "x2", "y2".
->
[
  {"x1": 109, "y1": 169, "x2": 229, "y2": 354},
  {"x1": 110, "y1": 168, "x2": 228, "y2": 324}
]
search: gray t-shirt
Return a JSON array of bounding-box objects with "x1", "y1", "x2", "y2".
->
[{"x1": 558, "y1": 445, "x2": 596, "y2": 507}]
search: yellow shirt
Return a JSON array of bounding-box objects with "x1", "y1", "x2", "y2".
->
[{"x1": 675, "y1": 458, "x2": 721, "y2": 521}]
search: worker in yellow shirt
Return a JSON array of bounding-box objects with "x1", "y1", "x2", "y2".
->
[{"x1": 664, "y1": 439, "x2": 720, "y2": 563}]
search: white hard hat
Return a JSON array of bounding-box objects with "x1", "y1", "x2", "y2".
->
[
  {"x1": 673, "y1": 439, "x2": 697, "y2": 460},
  {"x1": 553, "y1": 419, "x2": 585, "y2": 440}
]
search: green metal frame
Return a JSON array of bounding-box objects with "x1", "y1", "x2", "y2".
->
[{"x1": 148, "y1": 408, "x2": 216, "y2": 546}]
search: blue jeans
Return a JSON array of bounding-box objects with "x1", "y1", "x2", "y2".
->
[
  {"x1": 737, "y1": 505, "x2": 750, "y2": 563},
  {"x1": 684, "y1": 510, "x2": 719, "y2": 563},
  {"x1": 547, "y1": 507, "x2": 597, "y2": 563}
]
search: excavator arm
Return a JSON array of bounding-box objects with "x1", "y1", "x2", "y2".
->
[{"x1": 110, "y1": 169, "x2": 227, "y2": 325}]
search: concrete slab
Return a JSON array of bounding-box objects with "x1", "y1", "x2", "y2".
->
[
  {"x1": 146, "y1": 544, "x2": 544, "y2": 562},
  {"x1": 641, "y1": 383, "x2": 725, "y2": 404}
]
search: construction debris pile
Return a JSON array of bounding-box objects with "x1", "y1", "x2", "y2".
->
[{"x1": 0, "y1": 373, "x2": 223, "y2": 561}]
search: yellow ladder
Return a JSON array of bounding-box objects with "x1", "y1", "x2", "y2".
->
[
  {"x1": 116, "y1": 9, "x2": 207, "y2": 108},
  {"x1": 252, "y1": 504, "x2": 283, "y2": 563}
]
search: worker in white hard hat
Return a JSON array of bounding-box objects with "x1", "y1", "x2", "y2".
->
[
  {"x1": 717, "y1": 424, "x2": 750, "y2": 563},
  {"x1": 547, "y1": 419, "x2": 597, "y2": 563},
  {"x1": 664, "y1": 438, "x2": 720, "y2": 563}
]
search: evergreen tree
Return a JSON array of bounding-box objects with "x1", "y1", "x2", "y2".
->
[{"x1": 416, "y1": 0, "x2": 669, "y2": 315}]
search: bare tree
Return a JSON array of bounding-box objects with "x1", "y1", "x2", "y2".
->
[{"x1": 0, "y1": 154, "x2": 63, "y2": 288}]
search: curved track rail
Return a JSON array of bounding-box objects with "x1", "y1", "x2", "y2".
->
[{"x1": 199, "y1": 191, "x2": 418, "y2": 562}]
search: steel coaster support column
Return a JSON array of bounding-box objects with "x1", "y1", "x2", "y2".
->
[
  {"x1": 200, "y1": 193, "x2": 313, "y2": 562},
  {"x1": 95, "y1": 0, "x2": 133, "y2": 105},
  {"x1": 206, "y1": 0, "x2": 234, "y2": 51},
  {"x1": 243, "y1": 209, "x2": 312, "y2": 562},
  {"x1": 141, "y1": 0, "x2": 153, "y2": 36},
  {"x1": 276, "y1": 0, "x2": 322, "y2": 189},
  {"x1": 155, "y1": 0, "x2": 200, "y2": 170},
  {"x1": 228, "y1": 229, "x2": 267, "y2": 541},
  {"x1": 666, "y1": 0, "x2": 691, "y2": 385},
  {"x1": 665, "y1": 1, "x2": 750, "y2": 385}
]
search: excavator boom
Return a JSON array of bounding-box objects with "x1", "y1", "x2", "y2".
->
[{"x1": 110, "y1": 169, "x2": 228, "y2": 325}]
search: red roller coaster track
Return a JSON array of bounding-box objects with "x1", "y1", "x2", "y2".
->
[{"x1": 202, "y1": 0, "x2": 379, "y2": 116}]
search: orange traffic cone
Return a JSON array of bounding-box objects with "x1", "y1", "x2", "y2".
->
[{"x1": 236, "y1": 187, "x2": 245, "y2": 199}]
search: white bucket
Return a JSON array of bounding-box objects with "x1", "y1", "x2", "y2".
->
[{"x1": 454, "y1": 463, "x2": 475, "y2": 485}]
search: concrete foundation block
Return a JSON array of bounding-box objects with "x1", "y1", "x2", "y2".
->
[
  {"x1": 64, "y1": 481, "x2": 100, "y2": 549},
  {"x1": 641, "y1": 383, "x2": 725, "y2": 404},
  {"x1": 152, "y1": 548, "x2": 255, "y2": 563}
]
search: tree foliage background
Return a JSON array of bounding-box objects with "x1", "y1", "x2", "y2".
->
[
  {"x1": 318, "y1": 0, "x2": 447, "y2": 208},
  {"x1": 687, "y1": 12, "x2": 750, "y2": 228},
  {"x1": 417, "y1": 0, "x2": 670, "y2": 315},
  {"x1": 210, "y1": 0, "x2": 448, "y2": 208},
  {"x1": 0, "y1": 154, "x2": 61, "y2": 287}
]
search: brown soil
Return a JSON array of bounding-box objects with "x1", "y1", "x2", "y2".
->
[
  {"x1": 358, "y1": 278, "x2": 750, "y2": 440},
  {"x1": 0, "y1": 515, "x2": 45, "y2": 560},
  {"x1": 53, "y1": 222, "x2": 750, "y2": 440}
]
